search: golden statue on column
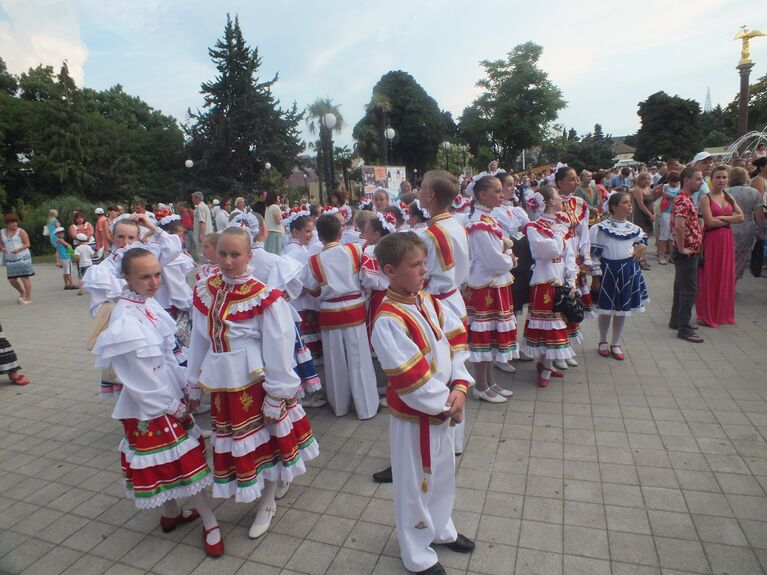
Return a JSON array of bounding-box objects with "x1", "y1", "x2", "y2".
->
[{"x1": 734, "y1": 26, "x2": 765, "y2": 66}]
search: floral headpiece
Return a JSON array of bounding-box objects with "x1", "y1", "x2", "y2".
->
[
  {"x1": 358, "y1": 197, "x2": 372, "y2": 210},
  {"x1": 526, "y1": 191, "x2": 545, "y2": 219},
  {"x1": 452, "y1": 194, "x2": 473, "y2": 210},
  {"x1": 375, "y1": 211, "x2": 397, "y2": 234},
  {"x1": 411, "y1": 199, "x2": 430, "y2": 220},
  {"x1": 389, "y1": 201, "x2": 407, "y2": 219},
  {"x1": 154, "y1": 206, "x2": 173, "y2": 221},
  {"x1": 338, "y1": 204, "x2": 353, "y2": 224},
  {"x1": 159, "y1": 214, "x2": 181, "y2": 227},
  {"x1": 283, "y1": 205, "x2": 311, "y2": 227},
  {"x1": 602, "y1": 191, "x2": 617, "y2": 215},
  {"x1": 321, "y1": 205, "x2": 339, "y2": 215},
  {"x1": 227, "y1": 212, "x2": 261, "y2": 242}
]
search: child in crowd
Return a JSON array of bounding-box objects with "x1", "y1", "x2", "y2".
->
[
  {"x1": 373, "y1": 187, "x2": 391, "y2": 214},
  {"x1": 360, "y1": 212, "x2": 396, "y2": 337},
  {"x1": 74, "y1": 233, "x2": 95, "y2": 295},
  {"x1": 283, "y1": 215, "x2": 323, "y2": 364},
  {"x1": 55, "y1": 227, "x2": 75, "y2": 290},
  {"x1": 463, "y1": 175, "x2": 518, "y2": 403},
  {"x1": 186, "y1": 226, "x2": 318, "y2": 539},
  {"x1": 304, "y1": 214, "x2": 379, "y2": 419},
  {"x1": 92, "y1": 248, "x2": 222, "y2": 558},
  {"x1": 407, "y1": 200, "x2": 430, "y2": 231},
  {"x1": 371, "y1": 232, "x2": 475, "y2": 575},
  {"x1": 195, "y1": 232, "x2": 220, "y2": 281}
]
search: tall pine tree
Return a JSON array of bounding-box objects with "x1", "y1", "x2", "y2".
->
[{"x1": 186, "y1": 14, "x2": 302, "y2": 196}]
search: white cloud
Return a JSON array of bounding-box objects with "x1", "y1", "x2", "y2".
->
[{"x1": 0, "y1": 0, "x2": 88, "y2": 84}]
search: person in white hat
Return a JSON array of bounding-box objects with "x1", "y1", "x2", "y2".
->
[
  {"x1": 74, "y1": 233, "x2": 95, "y2": 294},
  {"x1": 94, "y1": 207, "x2": 109, "y2": 262},
  {"x1": 691, "y1": 151, "x2": 713, "y2": 207}
]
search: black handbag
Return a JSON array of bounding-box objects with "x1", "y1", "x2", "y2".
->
[
  {"x1": 751, "y1": 238, "x2": 764, "y2": 277},
  {"x1": 553, "y1": 286, "x2": 585, "y2": 324}
]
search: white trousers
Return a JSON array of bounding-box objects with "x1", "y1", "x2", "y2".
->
[
  {"x1": 453, "y1": 419, "x2": 465, "y2": 454},
  {"x1": 391, "y1": 417, "x2": 458, "y2": 573},
  {"x1": 321, "y1": 324, "x2": 379, "y2": 419}
]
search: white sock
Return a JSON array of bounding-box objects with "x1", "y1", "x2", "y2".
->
[
  {"x1": 598, "y1": 315, "x2": 611, "y2": 342},
  {"x1": 257, "y1": 479, "x2": 277, "y2": 511},
  {"x1": 610, "y1": 316, "x2": 627, "y2": 346},
  {"x1": 162, "y1": 500, "x2": 180, "y2": 518},
  {"x1": 190, "y1": 493, "x2": 220, "y2": 544}
]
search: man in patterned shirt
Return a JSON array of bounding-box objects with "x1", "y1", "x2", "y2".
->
[{"x1": 670, "y1": 167, "x2": 704, "y2": 343}]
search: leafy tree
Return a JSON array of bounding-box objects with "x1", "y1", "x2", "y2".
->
[
  {"x1": 185, "y1": 14, "x2": 303, "y2": 196},
  {"x1": 306, "y1": 97, "x2": 344, "y2": 201},
  {"x1": 353, "y1": 71, "x2": 447, "y2": 178},
  {"x1": 18, "y1": 65, "x2": 59, "y2": 102},
  {"x1": 459, "y1": 42, "x2": 565, "y2": 170},
  {"x1": 634, "y1": 91, "x2": 702, "y2": 163},
  {"x1": 0, "y1": 58, "x2": 18, "y2": 96},
  {"x1": 725, "y1": 73, "x2": 767, "y2": 134}
]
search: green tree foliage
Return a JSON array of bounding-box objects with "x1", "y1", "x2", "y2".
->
[
  {"x1": 353, "y1": 71, "x2": 447, "y2": 177},
  {"x1": 185, "y1": 14, "x2": 302, "y2": 196},
  {"x1": 725, "y1": 73, "x2": 767, "y2": 134},
  {"x1": 459, "y1": 42, "x2": 565, "y2": 170},
  {"x1": 306, "y1": 97, "x2": 344, "y2": 201},
  {"x1": 0, "y1": 62, "x2": 185, "y2": 213},
  {"x1": 634, "y1": 91, "x2": 702, "y2": 162}
]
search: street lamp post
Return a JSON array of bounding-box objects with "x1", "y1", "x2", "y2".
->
[
  {"x1": 303, "y1": 172, "x2": 308, "y2": 200},
  {"x1": 385, "y1": 125, "x2": 396, "y2": 166},
  {"x1": 322, "y1": 112, "x2": 337, "y2": 203},
  {"x1": 413, "y1": 168, "x2": 418, "y2": 185},
  {"x1": 460, "y1": 145, "x2": 467, "y2": 173},
  {"x1": 442, "y1": 141, "x2": 451, "y2": 171}
]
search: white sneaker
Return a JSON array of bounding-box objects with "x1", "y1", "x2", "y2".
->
[
  {"x1": 494, "y1": 361, "x2": 516, "y2": 373},
  {"x1": 553, "y1": 359, "x2": 568, "y2": 370},
  {"x1": 300, "y1": 395, "x2": 327, "y2": 408},
  {"x1": 471, "y1": 387, "x2": 507, "y2": 404},
  {"x1": 517, "y1": 351, "x2": 535, "y2": 361},
  {"x1": 275, "y1": 480, "x2": 290, "y2": 500},
  {"x1": 489, "y1": 383, "x2": 514, "y2": 397},
  {"x1": 248, "y1": 503, "x2": 276, "y2": 539},
  {"x1": 565, "y1": 357, "x2": 578, "y2": 367}
]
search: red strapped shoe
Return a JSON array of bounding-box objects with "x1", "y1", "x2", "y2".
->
[
  {"x1": 536, "y1": 362, "x2": 564, "y2": 378},
  {"x1": 598, "y1": 342, "x2": 610, "y2": 357},
  {"x1": 537, "y1": 375, "x2": 550, "y2": 388},
  {"x1": 203, "y1": 525, "x2": 224, "y2": 558},
  {"x1": 160, "y1": 509, "x2": 200, "y2": 533},
  {"x1": 610, "y1": 346, "x2": 624, "y2": 361}
]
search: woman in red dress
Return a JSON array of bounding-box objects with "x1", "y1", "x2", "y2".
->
[{"x1": 696, "y1": 165, "x2": 744, "y2": 327}]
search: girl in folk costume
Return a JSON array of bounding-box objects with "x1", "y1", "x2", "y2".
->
[
  {"x1": 234, "y1": 213, "x2": 323, "y2": 406},
  {"x1": 493, "y1": 172, "x2": 532, "y2": 372},
  {"x1": 92, "y1": 248, "x2": 223, "y2": 558},
  {"x1": 521, "y1": 186, "x2": 578, "y2": 388},
  {"x1": 83, "y1": 215, "x2": 184, "y2": 395},
  {"x1": 338, "y1": 204, "x2": 360, "y2": 245},
  {"x1": 372, "y1": 187, "x2": 392, "y2": 214},
  {"x1": 360, "y1": 211, "x2": 396, "y2": 338},
  {"x1": 303, "y1": 214, "x2": 380, "y2": 420},
  {"x1": 283, "y1": 214, "x2": 323, "y2": 362},
  {"x1": 590, "y1": 192, "x2": 650, "y2": 360},
  {"x1": 463, "y1": 175, "x2": 518, "y2": 404},
  {"x1": 186, "y1": 226, "x2": 318, "y2": 539},
  {"x1": 195, "y1": 233, "x2": 220, "y2": 281},
  {"x1": 553, "y1": 166, "x2": 591, "y2": 369}
]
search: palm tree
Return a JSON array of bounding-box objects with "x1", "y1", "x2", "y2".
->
[{"x1": 306, "y1": 97, "x2": 345, "y2": 202}]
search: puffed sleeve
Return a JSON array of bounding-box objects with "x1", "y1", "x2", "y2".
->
[
  {"x1": 564, "y1": 241, "x2": 578, "y2": 288},
  {"x1": 470, "y1": 229, "x2": 516, "y2": 275},
  {"x1": 589, "y1": 225, "x2": 603, "y2": 277},
  {"x1": 149, "y1": 229, "x2": 183, "y2": 266},
  {"x1": 360, "y1": 250, "x2": 388, "y2": 293},
  {"x1": 266, "y1": 255, "x2": 304, "y2": 301},
  {"x1": 576, "y1": 215, "x2": 591, "y2": 263},
  {"x1": 371, "y1": 315, "x2": 449, "y2": 416},
  {"x1": 162, "y1": 254, "x2": 195, "y2": 311},
  {"x1": 302, "y1": 257, "x2": 321, "y2": 296},
  {"x1": 94, "y1": 317, "x2": 183, "y2": 420},
  {"x1": 528, "y1": 227, "x2": 565, "y2": 260},
  {"x1": 260, "y1": 298, "x2": 302, "y2": 417},
  {"x1": 82, "y1": 258, "x2": 124, "y2": 317},
  {"x1": 438, "y1": 301, "x2": 474, "y2": 393},
  {"x1": 184, "y1": 307, "x2": 210, "y2": 399}
]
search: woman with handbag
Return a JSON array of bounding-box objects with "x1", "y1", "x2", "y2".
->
[
  {"x1": 589, "y1": 192, "x2": 650, "y2": 360},
  {"x1": 520, "y1": 186, "x2": 577, "y2": 388}
]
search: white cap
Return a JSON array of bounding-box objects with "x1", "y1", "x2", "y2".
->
[
  {"x1": 76, "y1": 233, "x2": 88, "y2": 242},
  {"x1": 212, "y1": 199, "x2": 220, "y2": 205},
  {"x1": 94, "y1": 207, "x2": 104, "y2": 215},
  {"x1": 692, "y1": 151, "x2": 712, "y2": 164},
  {"x1": 54, "y1": 226, "x2": 65, "y2": 233}
]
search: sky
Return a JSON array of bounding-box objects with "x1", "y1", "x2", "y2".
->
[{"x1": 1, "y1": 0, "x2": 766, "y2": 153}]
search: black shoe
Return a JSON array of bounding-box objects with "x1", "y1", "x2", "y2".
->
[
  {"x1": 372, "y1": 466, "x2": 392, "y2": 483},
  {"x1": 440, "y1": 533, "x2": 475, "y2": 553},
  {"x1": 415, "y1": 562, "x2": 446, "y2": 575},
  {"x1": 669, "y1": 323, "x2": 698, "y2": 331}
]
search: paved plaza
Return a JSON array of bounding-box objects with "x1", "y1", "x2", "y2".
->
[{"x1": 1, "y1": 262, "x2": 766, "y2": 575}]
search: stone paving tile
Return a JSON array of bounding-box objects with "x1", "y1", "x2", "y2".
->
[{"x1": 1, "y1": 263, "x2": 766, "y2": 574}]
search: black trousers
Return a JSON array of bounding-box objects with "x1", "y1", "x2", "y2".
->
[{"x1": 670, "y1": 248, "x2": 699, "y2": 335}]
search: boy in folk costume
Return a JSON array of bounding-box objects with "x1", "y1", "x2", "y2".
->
[
  {"x1": 303, "y1": 214, "x2": 379, "y2": 419},
  {"x1": 371, "y1": 232, "x2": 475, "y2": 575}
]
